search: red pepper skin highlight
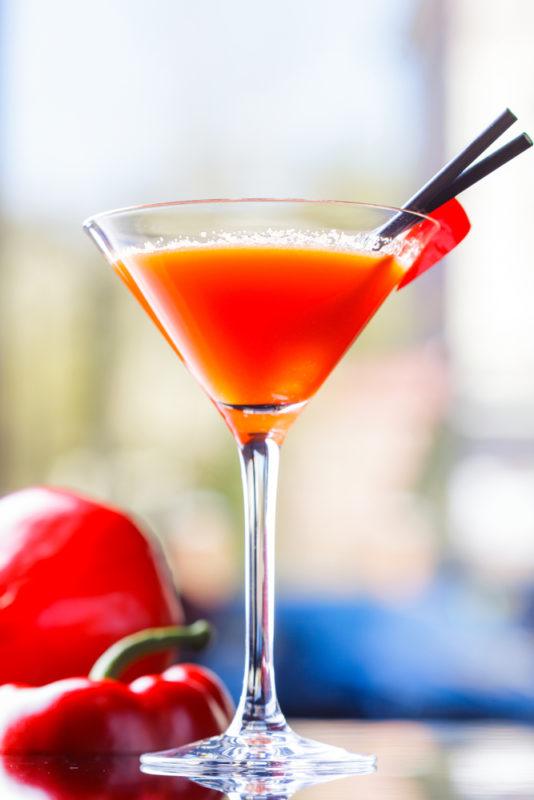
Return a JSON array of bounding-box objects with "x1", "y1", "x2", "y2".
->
[
  {"x1": 166, "y1": 663, "x2": 235, "y2": 722},
  {"x1": 0, "y1": 663, "x2": 233, "y2": 756},
  {"x1": 0, "y1": 487, "x2": 183, "y2": 685}
]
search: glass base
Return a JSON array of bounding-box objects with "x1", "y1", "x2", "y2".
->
[{"x1": 140, "y1": 728, "x2": 376, "y2": 782}]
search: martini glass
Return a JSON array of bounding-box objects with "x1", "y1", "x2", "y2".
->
[{"x1": 84, "y1": 199, "x2": 439, "y2": 781}]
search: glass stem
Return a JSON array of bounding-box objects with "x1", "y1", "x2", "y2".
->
[{"x1": 228, "y1": 435, "x2": 288, "y2": 734}]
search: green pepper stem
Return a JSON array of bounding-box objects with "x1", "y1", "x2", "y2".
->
[{"x1": 89, "y1": 620, "x2": 212, "y2": 681}]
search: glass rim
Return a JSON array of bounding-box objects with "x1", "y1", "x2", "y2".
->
[{"x1": 82, "y1": 197, "x2": 440, "y2": 232}]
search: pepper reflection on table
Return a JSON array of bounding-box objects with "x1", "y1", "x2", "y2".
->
[
  {"x1": 3, "y1": 722, "x2": 534, "y2": 800},
  {"x1": 0, "y1": 754, "x2": 220, "y2": 799}
]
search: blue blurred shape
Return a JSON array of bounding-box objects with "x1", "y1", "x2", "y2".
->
[{"x1": 193, "y1": 577, "x2": 534, "y2": 720}]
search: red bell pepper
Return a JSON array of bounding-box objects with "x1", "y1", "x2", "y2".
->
[
  {"x1": 0, "y1": 621, "x2": 234, "y2": 756},
  {"x1": 0, "y1": 487, "x2": 183, "y2": 685}
]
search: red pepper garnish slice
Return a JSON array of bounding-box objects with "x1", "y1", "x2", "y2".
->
[{"x1": 397, "y1": 198, "x2": 471, "y2": 289}]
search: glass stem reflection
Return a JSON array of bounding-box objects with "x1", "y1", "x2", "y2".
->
[{"x1": 228, "y1": 435, "x2": 288, "y2": 734}]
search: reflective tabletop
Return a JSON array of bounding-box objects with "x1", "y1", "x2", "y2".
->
[{"x1": 2, "y1": 720, "x2": 533, "y2": 799}]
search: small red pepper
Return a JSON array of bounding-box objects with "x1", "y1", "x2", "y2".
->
[
  {"x1": 0, "y1": 487, "x2": 183, "y2": 685},
  {"x1": 0, "y1": 621, "x2": 234, "y2": 755}
]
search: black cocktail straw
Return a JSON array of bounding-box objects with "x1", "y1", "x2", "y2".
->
[
  {"x1": 379, "y1": 108, "x2": 523, "y2": 238},
  {"x1": 426, "y1": 132, "x2": 533, "y2": 211},
  {"x1": 402, "y1": 108, "x2": 516, "y2": 213}
]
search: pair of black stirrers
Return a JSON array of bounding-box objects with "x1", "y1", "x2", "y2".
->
[{"x1": 380, "y1": 108, "x2": 532, "y2": 238}]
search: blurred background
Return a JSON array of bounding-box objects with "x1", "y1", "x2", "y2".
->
[{"x1": 1, "y1": 0, "x2": 534, "y2": 718}]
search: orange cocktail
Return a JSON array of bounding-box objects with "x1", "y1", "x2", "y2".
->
[{"x1": 119, "y1": 244, "x2": 403, "y2": 441}]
